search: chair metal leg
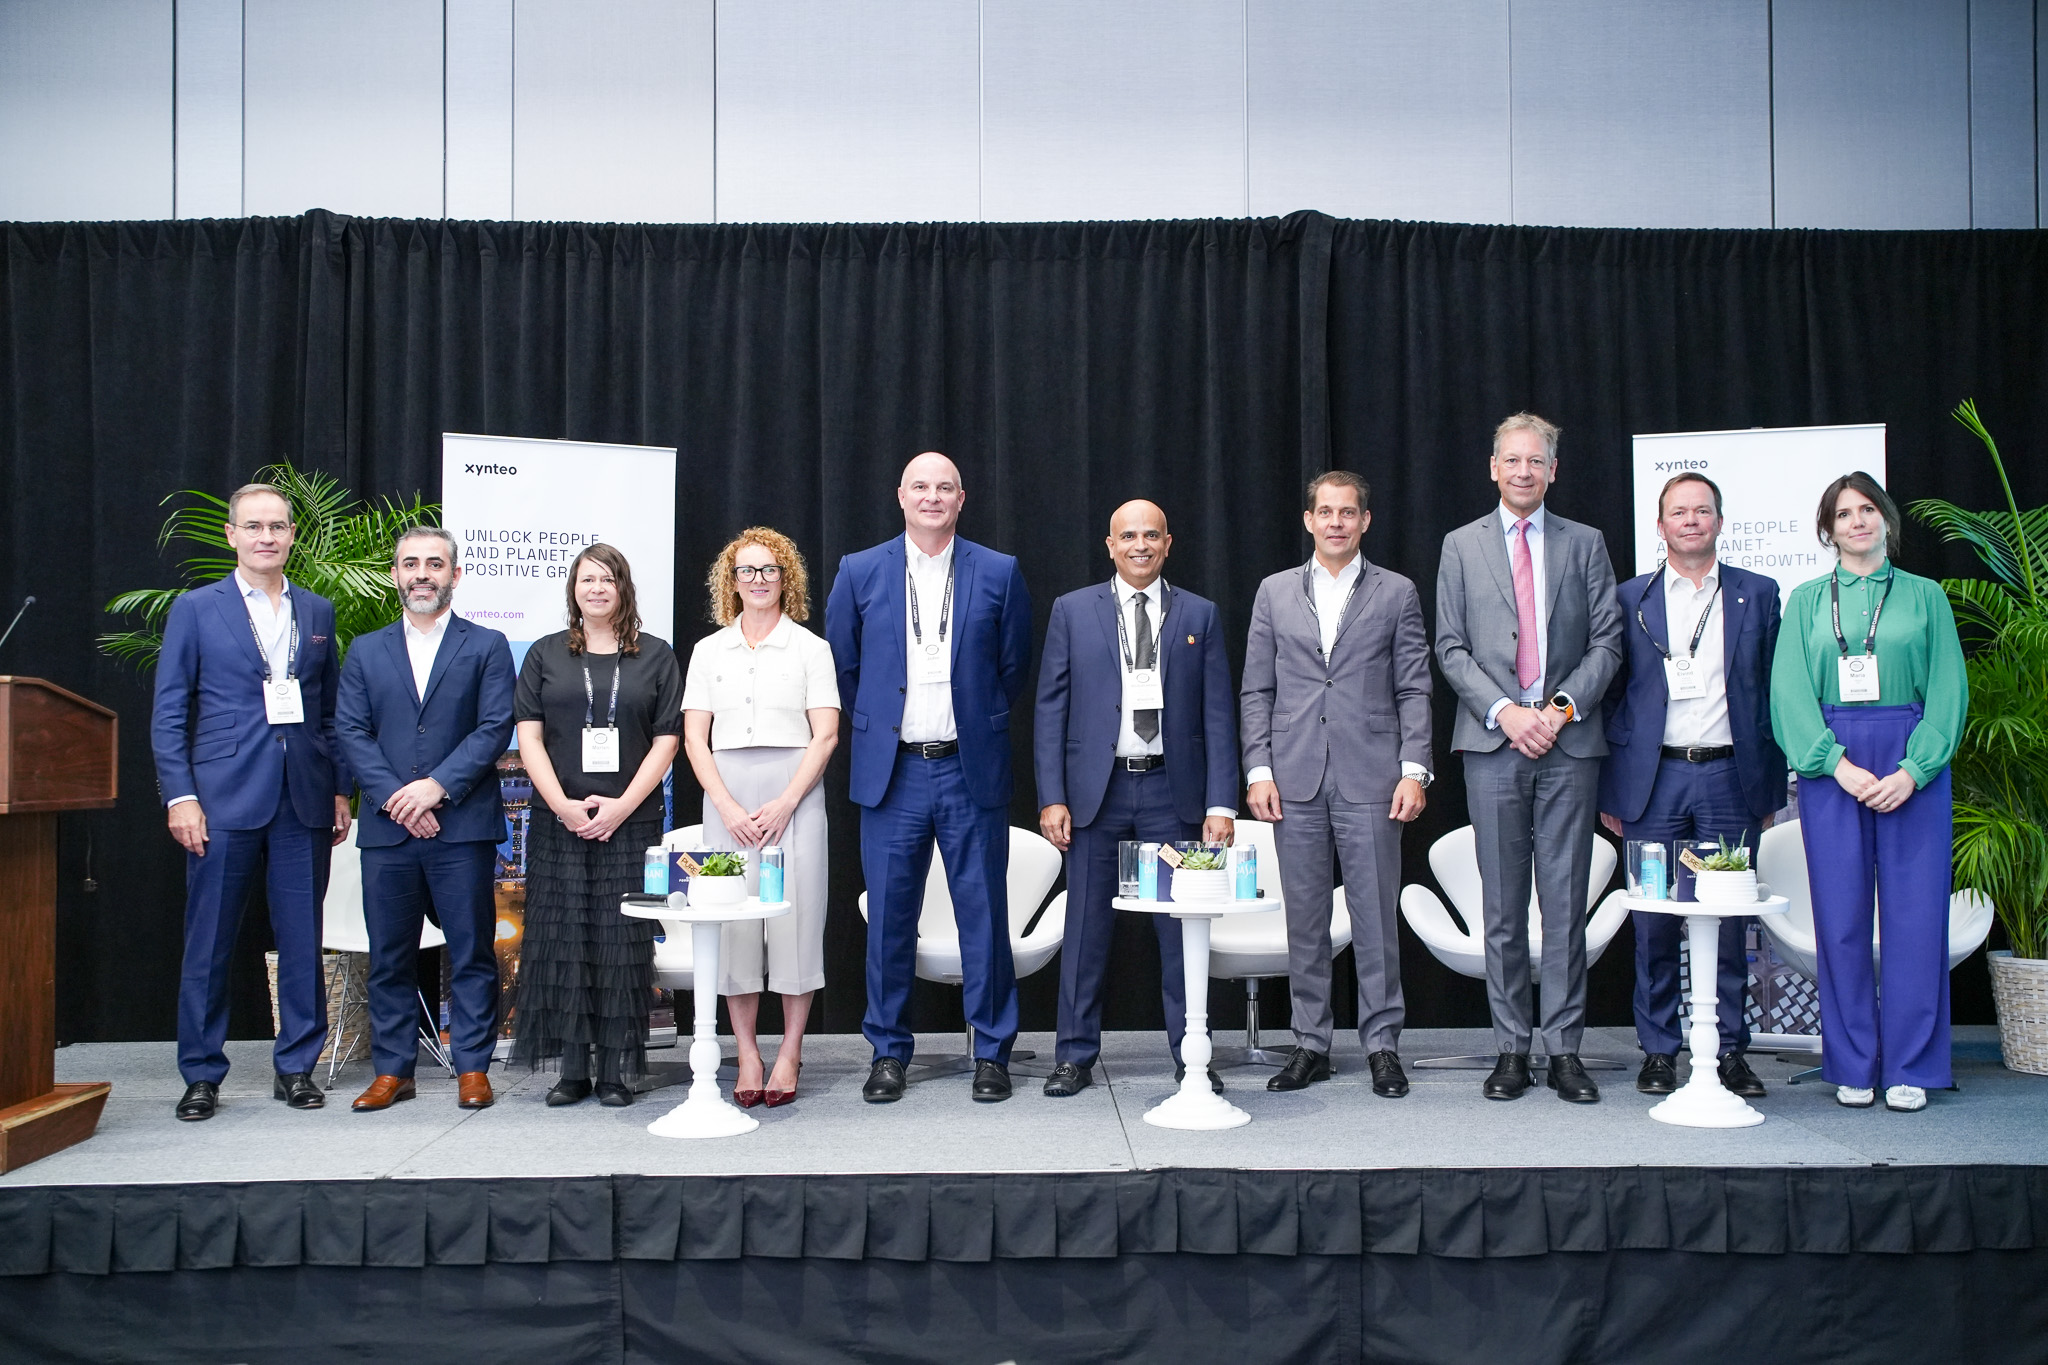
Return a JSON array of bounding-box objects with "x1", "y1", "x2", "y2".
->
[
  {"x1": 907, "y1": 1006, "x2": 1051, "y2": 1081},
  {"x1": 1210, "y1": 977, "x2": 1293, "y2": 1070},
  {"x1": 417, "y1": 991, "x2": 457, "y2": 1075},
  {"x1": 324, "y1": 955, "x2": 366, "y2": 1086}
]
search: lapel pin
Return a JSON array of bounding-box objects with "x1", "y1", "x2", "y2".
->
[{"x1": 1186, "y1": 634, "x2": 1195, "y2": 645}]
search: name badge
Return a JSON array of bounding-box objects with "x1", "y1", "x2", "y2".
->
[
  {"x1": 1125, "y1": 667, "x2": 1165, "y2": 710},
  {"x1": 910, "y1": 639, "x2": 951, "y2": 685},
  {"x1": 1838, "y1": 655, "x2": 1881, "y2": 702},
  {"x1": 1662, "y1": 656, "x2": 1708, "y2": 701},
  {"x1": 582, "y1": 725, "x2": 621, "y2": 773},
  {"x1": 263, "y1": 677, "x2": 305, "y2": 725}
]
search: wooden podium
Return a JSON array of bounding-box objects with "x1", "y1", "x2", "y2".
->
[{"x1": 0, "y1": 677, "x2": 116, "y2": 1172}]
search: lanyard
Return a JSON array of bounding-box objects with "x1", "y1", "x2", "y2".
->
[
  {"x1": 1830, "y1": 569, "x2": 1894, "y2": 656},
  {"x1": 1635, "y1": 571, "x2": 1719, "y2": 661},
  {"x1": 908, "y1": 553, "x2": 955, "y2": 646},
  {"x1": 1301, "y1": 561, "x2": 1363, "y2": 659},
  {"x1": 582, "y1": 656, "x2": 622, "y2": 727},
  {"x1": 1113, "y1": 584, "x2": 1167, "y2": 671},
  {"x1": 246, "y1": 597, "x2": 298, "y2": 681}
]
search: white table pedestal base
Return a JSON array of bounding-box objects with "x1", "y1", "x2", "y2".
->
[
  {"x1": 1142, "y1": 916, "x2": 1250, "y2": 1131},
  {"x1": 647, "y1": 920, "x2": 759, "y2": 1139},
  {"x1": 1647, "y1": 908, "x2": 1766, "y2": 1129}
]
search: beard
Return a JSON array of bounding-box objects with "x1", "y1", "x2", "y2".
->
[{"x1": 405, "y1": 580, "x2": 453, "y2": 615}]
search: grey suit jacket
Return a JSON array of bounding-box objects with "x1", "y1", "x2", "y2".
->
[
  {"x1": 1434, "y1": 509, "x2": 1623, "y2": 756},
  {"x1": 1240, "y1": 558, "x2": 1433, "y2": 804}
]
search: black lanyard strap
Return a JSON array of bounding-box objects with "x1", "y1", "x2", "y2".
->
[
  {"x1": 1113, "y1": 584, "x2": 1167, "y2": 670},
  {"x1": 1301, "y1": 560, "x2": 1364, "y2": 659},
  {"x1": 908, "y1": 553, "x2": 955, "y2": 646},
  {"x1": 246, "y1": 597, "x2": 299, "y2": 681},
  {"x1": 1830, "y1": 568, "x2": 1894, "y2": 656},
  {"x1": 582, "y1": 656, "x2": 622, "y2": 728},
  {"x1": 1635, "y1": 571, "x2": 1720, "y2": 662}
]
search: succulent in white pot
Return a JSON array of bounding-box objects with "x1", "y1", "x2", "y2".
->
[
  {"x1": 1691, "y1": 835, "x2": 1757, "y2": 905},
  {"x1": 688, "y1": 850, "x2": 750, "y2": 905},
  {"x1": 1169, "y1": 845, "x2": 1231, "y2": 902}
]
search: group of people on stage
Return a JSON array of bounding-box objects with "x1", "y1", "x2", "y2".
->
[{"x1": 151, "y1": 411, "x2": 1967, "y2": 1124}]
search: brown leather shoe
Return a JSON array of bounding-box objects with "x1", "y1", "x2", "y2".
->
[
  {"x1": 457, "y1": 1071, "x2": 494, "y2": 1109},
  {"x1": 351, "y1": 1075, "x2": 417, "y2": 1111}
]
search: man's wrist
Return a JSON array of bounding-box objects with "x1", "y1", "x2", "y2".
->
[
  {"x1": 1485, "y1": 698, "x2": 1512, "y2": 729},
  {"x1": 1399, "y1": 763, "x2": 1432, "y2": 786},
  {"x1": 1245, "y1": 766, "x2": 1275, "y2": 787},
  {"x1": 167, "y1": 794, "x2": 198, "y2": 809},
  {"x1": 1205, "y1": 807, "x2": 1237, "y2": 819}
]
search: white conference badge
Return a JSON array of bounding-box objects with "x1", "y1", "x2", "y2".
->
[
  {"x1": 1838, "y1": 655, "x2": 1882, "y2": 702},
  {"x1": 582, "y1": 725, "x2": 622, "y2": 773},
  {"x1": 263, "y1": 677, "x2": 305, "y2": 725},
  {"x1": 1663, "y1": 656, "x2": 1708, "y2": 700},
  {"x1": 1125, "y1": 667, "x2": 1165, "y2": 711},
  {"x1": 910, "y1": 639, "x2": 951, "y2": 685}
]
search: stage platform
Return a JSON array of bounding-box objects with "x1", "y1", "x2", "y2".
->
[{"x1": 3, "y1": 1027, "x2": 2046, "y2": 1365}]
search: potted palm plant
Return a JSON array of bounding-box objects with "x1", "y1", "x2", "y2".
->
[{"x1": 1910, "y1": 400, "x2": 2048, "y2": 1075}]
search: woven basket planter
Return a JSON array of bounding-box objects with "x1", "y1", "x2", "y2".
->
[{"x1": 1988, "y1": 950, "x2": 2048, "y2": 1076}]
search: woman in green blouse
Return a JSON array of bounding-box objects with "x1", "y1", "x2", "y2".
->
[{"x1": 1769, "y1": 471, "x2": 1967, "y2": 1114}]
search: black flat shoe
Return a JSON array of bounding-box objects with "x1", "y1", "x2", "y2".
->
[
  {"x1": 1637, "y1": 1053, "x2": 1679, "y2": 1094},
  {"x1": 175, "y1": 1080, "x2": 218, "y2": 1121},
  {"x1": 1043, "y1": 1062, "x2": 1092, "y2": 1097},
  {"x1": 971, "y1": 1060, "x2": 1012, "y2": 1102},
  {"x1": 1483, "y1": 1053, "x2": 1532, "y2": 1100},
  {"x1": 1174, "y1": 1063, "x2": 1225, "y2": 1094},
  {"x1": 595, "y1": 1082, "x2": 633, "y2": 1107},
  {"x1": 546, "y1": 1078, "x2": 593, "y2": 1107},
  {"x1": 274, "y1": 1072, "x2": 324, "y2": 1109},
  {"x1": 1367, "y1": 1050, "x2": 1409, "y2": 1098},
  {"x1": 1267, "y1": 1047, "x2": 1331, "y2": 1091},
  {"x1": 1717, "y1": 1052, "x2": 1767, "y2": 1098},
  {"x1": 863, "y1": 1057, "x2": 907, "y2": 1104},
  {"x1": 1547, "y1": 1053, "x2": 1601, "y2": 1104}
]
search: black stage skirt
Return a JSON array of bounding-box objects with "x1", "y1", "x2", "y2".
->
[{"x1": 510, "y1": 811, "x2": 660, "y2": 1079}]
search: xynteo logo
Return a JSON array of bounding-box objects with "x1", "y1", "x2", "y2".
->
[{"x1": 465, "y1": 463, "x2": 518, "y2": 476}]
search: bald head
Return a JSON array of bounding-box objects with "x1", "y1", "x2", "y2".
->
[
  {"x1": 1106, "y1": 499, "x2": 1172, "y2": 589},
  {"x1": 898, "y1": 450, "x2": 966, "y2": 549}
]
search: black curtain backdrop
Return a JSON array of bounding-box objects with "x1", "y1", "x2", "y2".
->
[{"x1": 4, "y1": 209, "x2": 2043, "y2": 1046}]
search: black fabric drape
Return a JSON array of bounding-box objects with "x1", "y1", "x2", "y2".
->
[{"x1": 3, "y1": 210, "x2": 2041, "y2": 1044}]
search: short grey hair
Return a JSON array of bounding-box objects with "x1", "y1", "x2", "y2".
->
[
  {"x1": 227, "y1": 482, "x2": 292, "y2": 525},
  {"x1": 1492, "y1": 412, "x2": 1561, "y2": 462},
  {"x1": 392, "y1": 525, "x2": 459, "y2": 566}
]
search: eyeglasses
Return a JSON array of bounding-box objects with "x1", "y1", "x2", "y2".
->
[
  {"x1": 734, "y1": 564, "x2": 784, "y2": 582},
  {"x1": 236, "y1": 521, "x2": 293, "y2": 536}
]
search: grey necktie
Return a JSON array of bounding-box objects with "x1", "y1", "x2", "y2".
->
[{"x1": 1132, "y1": 591, "x2": 1158, "y2": 742}]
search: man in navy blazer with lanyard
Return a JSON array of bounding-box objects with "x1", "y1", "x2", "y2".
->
[
  {"x1": 1598, "y1": 473, "x2": 1786, "y2": 1099},
  {"x1": 827, "y1": 452, "x2": 1033, "y2": 1103},
  {"x1": 152, "y1": 482, "x2": 353, "y2": 1121},
  {"x1": 1035, "y1": 500, "x2": 1239, "y2": 1097}
]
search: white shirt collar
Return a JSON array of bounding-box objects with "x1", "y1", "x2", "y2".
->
[
  {"x1": 1663, "y1": 560, "x2": 1721, "y2": 593},
  {"x1": 1309, "y1": 554, "x2": 1362, "y2": 584},
  {"x1": 724, "y1": 614, "x2": 793, "y2": 650},
  {"x1": 904, "y1": 532, "x2": 955, "y2": 568},
  {"x1": 1498, "y1": 503, "x2": 1548, "y2": 534},
  {"x1": 404, "y1": 610, "x2": 451, "y2": 641},
  {"x1": 1115, "y1": 575, "x2": 1164, "y2": 605},
  {"x1": 233, "y1": 569, "x2": 291, "y2": 602}
]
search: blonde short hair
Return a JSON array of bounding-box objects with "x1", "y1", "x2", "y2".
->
[
  {"x1": 707, "y1": 526, "x2": 812, "y2": 627},
  {"x1": 1492, "y1": 412, "x2": 1561, "y2": 462}
]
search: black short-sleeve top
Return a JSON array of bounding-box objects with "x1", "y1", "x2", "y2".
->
[{"x1": 514, "y1": 630, "x2": 684, "y2": 819}]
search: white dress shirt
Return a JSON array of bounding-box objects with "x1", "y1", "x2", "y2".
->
[
  {"x1": 1486, "y1": 503, "x2": 1553, "y2": 727},
  {"x1": 168, "y1": 571, "x2": 295, "y2": 807},
  {"x1": 1658, "y1": 562, "x2": 1733, "y2": 748},
  {"x1": 682, "y1": 614, "x2": 841, "y2": 750},
  {"x1": 404, "y1": 610, "x2": 451, "y2": 701},
  {"x1": 1110, "y1": 577, "x2": 1236, "y2": 817},
  {"x1": 899, "y1": 533, "x2": 958, "y2": 744}
]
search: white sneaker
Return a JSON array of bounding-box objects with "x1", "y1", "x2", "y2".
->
[
  {"x1": 1836, "y1": 1085, "x2": 1876, "y2": 1107},
  {"x1": 1885, "y1": 1085, "x2": 1927, "y2": 1112}
]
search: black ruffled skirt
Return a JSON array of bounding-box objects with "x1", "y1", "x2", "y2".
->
[{"x1": 510, "y1": 811, "x2": 660, "y2": 1080}]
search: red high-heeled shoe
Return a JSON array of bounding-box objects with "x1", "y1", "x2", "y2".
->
[
  {"x1": 763, "y1": 1062, "x2": 802, "y2": 1108},
  {"x1": 734, "y1": 1088, "x2": 765, "y2": 1108}
]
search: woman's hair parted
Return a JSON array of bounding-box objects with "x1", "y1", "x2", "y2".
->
[
  {"x1": 708, "y1": 526, "x2": 811, "y2": 627},
  {"x1": 566, "y1": 542, "x2": 643, "y2": 656},
  {"x1": 1815, "y1": 470, "x2": 1903, "y2": 556}
]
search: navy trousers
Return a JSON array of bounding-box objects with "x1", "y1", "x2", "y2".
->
[
  {"x1": 1621, "y1": 755, "x2": 1757, "y2": 1057},
  {"x1": 860, "y1": 749, "x2": 1017, "y2": 1064},
  {"x1": 1056, "y1": 766, "x2": 1194, "y2": 1068},
  {"x1": 178, "y1": 786, "x2": 331, "y2": 1084},
  {"x1": 1799, "y1": 703, "x2": 1953, "y2": 1089},
  {"x1": 361, "y1": 837, "x2": 500, "y2": 1076}
]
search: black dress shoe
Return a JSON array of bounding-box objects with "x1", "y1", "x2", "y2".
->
[
  {"x1": 1717, "y1": 1052, "x2": 1767, "y2": 1098},
  {"x1": 1547, "y1": 1053, "x2": 1601, "y2": 1104},
  {"x1": 175, "y1": 1080, "x2": 218, "y2": 1121},
  {"x1": 273, "y1": 1072, "x2": 324, "y2": 1109},
  {"x1": 595, "y1": 1082, "x2": 633, "y2": 1107},
  {"x1": 1483, "y1": 1053, "x2": 1532, "y2": 1100},
  {"x1": 545, "y1": 1078, "x2": 593, "y2": 1107},
  {"x1": 1267, "y1": 1047, "x2": 1332, "y2": 1091},
  {"x1": 1043, "y1": 1062, "x2": 1092, "y2": 1097},
  {"x1": 1637, "y1": 1053, "x2": 1679, "y2": 1095},
  {"x1": 971, "y1": 1060, "x2": 1012, "y2": 1102},
  {"x1": 1174, "y1": 1063, "x2": 1225, "y2": 1094},
  {"x1": 1367, "y1": 1050, "x2": 1409, "y2": 1098},
  {"x1": 863, "y1": 1057, "x2": 907, "y2": 1104}
]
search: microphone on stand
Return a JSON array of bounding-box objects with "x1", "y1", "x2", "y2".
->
[{"x1": 0, "y1": 596, "x2": 35, "y2": 655}]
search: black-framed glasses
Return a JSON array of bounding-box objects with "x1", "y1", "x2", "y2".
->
[
  {"x1": 735, "y1": 564, "x2": 783, "y2": 582},
  {"x1": 236, "y1": 520, "x2": 294, "y2": 536}
]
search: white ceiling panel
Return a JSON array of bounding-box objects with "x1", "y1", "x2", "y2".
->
[
  {"x1": 448, "y1": 0, "x2": 516, "y2": 221},
  {"x1": 0, "y1": 0, "x2": 172, "y2": 222}
]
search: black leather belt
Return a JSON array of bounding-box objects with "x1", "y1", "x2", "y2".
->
[
  {"x1": 1661, "y1": 744, "x2": 1734, "y2": 763},
  {"x1": 1117, "y1": 754, "x2": 1166, "y2": 772},
  {"x1": 899, "y1": 739, "x2": 959, "y2": 758}
]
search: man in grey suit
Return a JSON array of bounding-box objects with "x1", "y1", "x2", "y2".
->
[
  {"x1": 1434, "y1": 414, "x2": 1623, "y2": 1104},
  {"x1": 1243, "y1": 471, "x2": 1433, "y2": 1097}
]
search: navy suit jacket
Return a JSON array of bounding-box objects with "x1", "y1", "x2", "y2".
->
[
  {"x1": 150, "y1": 575, "x2": 348, "y2": 830},
  {"x1": 825, "y1": 535, "x2": 1032, "y2": 810},
  {"x1": 336, "y1": 613, "x2": 516, "y2": 847},
  {"x1": 1035, "y1": 581, "x2": 1239, "y2": 828},
  {"x1": 1598, "y1": 562, "x2": 1787, "y2": 825}
]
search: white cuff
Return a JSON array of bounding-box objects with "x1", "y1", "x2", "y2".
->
[
  {"x1": 1245, "y1": 766, "x2": 1274, "y2": 787},
  {"x1": 1205, "y1": 807, "x2": 1238, "y2": 819},
  {"x1": 1400, "y1": 763, "x2": 1431, "y2": 783},
  {"x1": 1485, "y1": 698, "x2": 1512, "y2": 729},
  {"x1": 167, "y1": 795, "x2": 198, "y2": 808}
]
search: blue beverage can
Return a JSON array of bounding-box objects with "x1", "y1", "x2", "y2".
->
[
  {"x1": 759, "y1": 846, "x2": 785, "y2": 904},
  {"x1": 643, "y1": 847, "x2": 668, "y2": 895}
]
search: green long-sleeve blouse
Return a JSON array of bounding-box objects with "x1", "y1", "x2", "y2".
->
[{"x1": 1768, "y1": 560, "x2": 1968, "y2": 787}]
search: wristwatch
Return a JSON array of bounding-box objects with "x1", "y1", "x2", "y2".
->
[{"x1": 1547, "y1": 691, "x2": 1576, "y2": 723}]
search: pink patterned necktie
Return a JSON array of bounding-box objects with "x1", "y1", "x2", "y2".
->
[{"x1": 1511, "y1": 519, "x2": 1540, "y2": 690}]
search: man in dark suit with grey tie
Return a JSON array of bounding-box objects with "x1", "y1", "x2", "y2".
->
[
  {"x1": 1435, "y1": 414, "x2": 1623, "y2": 1104},
  {"x1": 1241, "y1": 472, "x2": 1434, "y2": 1098}
]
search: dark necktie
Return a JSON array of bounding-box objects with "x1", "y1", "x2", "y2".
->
[{"x1": 1132, "y1": 592, "x2": 1158, "y2": 742}]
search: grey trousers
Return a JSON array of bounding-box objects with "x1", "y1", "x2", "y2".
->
[
  {"x1": 1273, "y1": 786, "x2": 1405, "y2": 1054},
  {"x1": 1462, "y1": 744, "x2": 1601, "y2": 1056}
]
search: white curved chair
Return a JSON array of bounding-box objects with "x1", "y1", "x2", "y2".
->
[
  {"x1": 1398, "y1": 824, "x2": 1630, "y2": 1068},
  {"x1": 650, "y1": 824, "x2": 709, "y2": 992},
  {"x1": 1204, "y1": 818, "x2": 1349, "y2": 1069},
  {"x1": 857, "y1": 826, "x2": 1066, "y2": 1080},
  {"x1": 320, "y1": 831, "x2": 452, "y2": 1081}
]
